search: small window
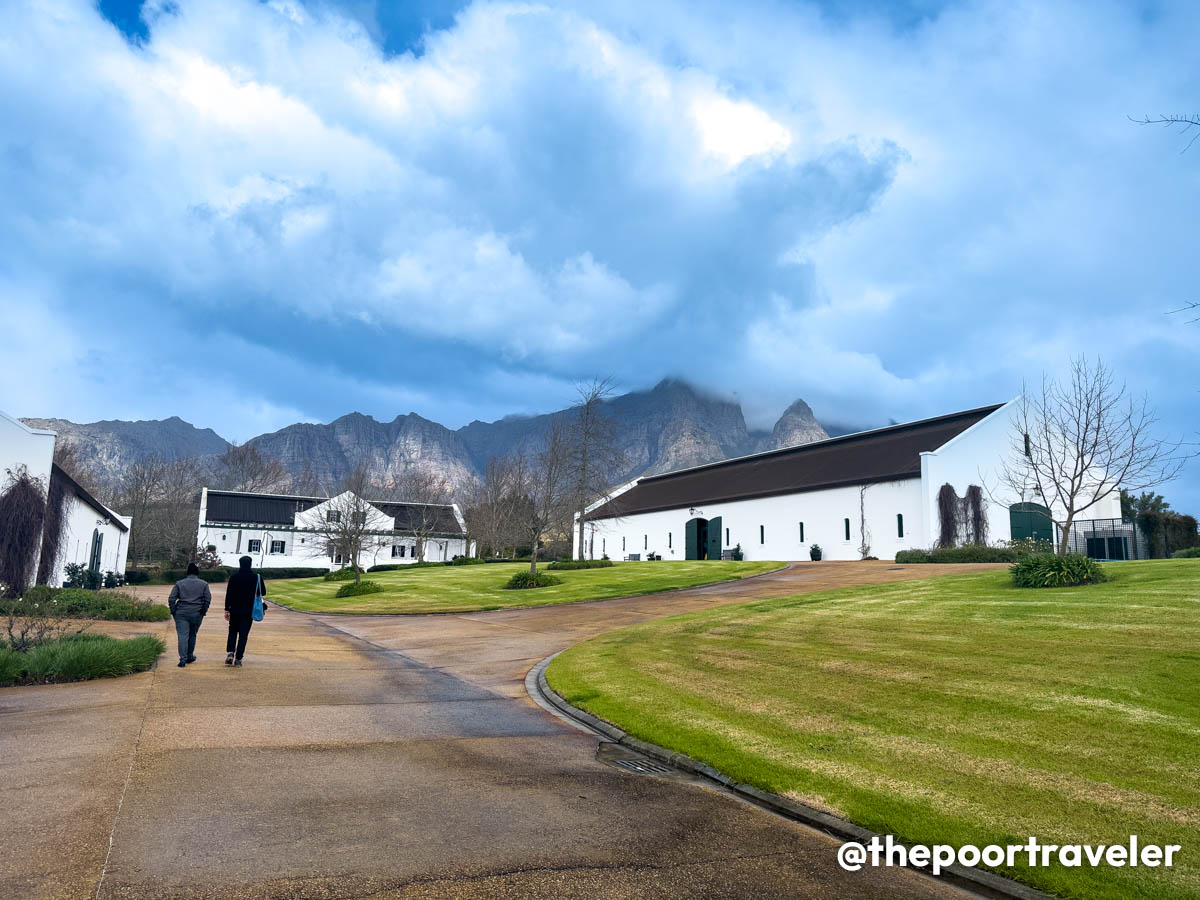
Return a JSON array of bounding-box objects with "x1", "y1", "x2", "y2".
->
[
  {"x1": 351, "y1": 511, "x2": 366, "y2": 526},
  {"x1": 644, "y1": 535, "x2": 648, "y2": 549},
  {"x1": 270, "y1": 540, "x2": 285, "y2": 554},
  {"x1": 391, "y1": 544, "x2": 405, "y2": 558},
  {"x1": 897, "y1": 514, "x2": 904, "y2": 538},
  {"x1": 798, "y1": 522, "x2": 804, "y2": 543},
  {"x1": 327, "y1": 510, "x2": 341, "y2": 523},
  {"x1": 844, "y1": 518, "x2": 851, "y2": 541},
  {"x1": 622, "y1": 536, "x2": 626, "y2": 551},
  {"x1": 760, "y1": 525, "x2": 765, "y2": 544},
  {"x1": 300, "y1": 538, "x2": 305, "y2": 544},
  {"x1": 247, "y1": 539, "x2": 262, "y2": 553},
  {"x1": 725, "y1": 527, "x2": 730, "y2": 544},
  {"x1": 668, "y1": 532, "x2": 672, "y2": 549},
  {"x1": 602, "y1": 538, "x2": 606, "y2": 553}
]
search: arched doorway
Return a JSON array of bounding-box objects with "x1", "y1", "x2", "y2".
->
[
  {"x1": 685, "y1": 516, "x2": 723, "y2": 560},
  {"x1": 1009, "y1": 503, "x2": 1053, "y2": 543},
  {"x1": 89, "y1": 529, "x2": 104, "y2": 573}
]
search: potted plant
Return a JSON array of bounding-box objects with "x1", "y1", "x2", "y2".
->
[
  {"x1": 731, "y1": 543, "x2": 744, "y2": 561},
  {"x1": 810, "y1": 543, "x2": 822, "y2": 561}
]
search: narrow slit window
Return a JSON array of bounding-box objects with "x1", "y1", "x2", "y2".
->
[
  {"x1": 760, "y1": 525, "x2": 765, "y2": 544},
  {"x1": 844, "y1": 518, "x2": 851, "y2": 541},
  {"x1": 668, "y1": 532, "x2": 672, "y2": 549},
  {"x1": 798, "y1": 522, "x2": 804, "y2": 543},
  {"x1": 644, "y1": 534, "x2": 648, "y2": 550},
  {"x1": 897, "y1": 514, "x2": 904, "y2": 538}
]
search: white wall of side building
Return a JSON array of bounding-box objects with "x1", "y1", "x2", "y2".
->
[
  {"x1": 0, "y1": 410, "x2": 55, "y2": 488},
  {"x1": 55, "y1": 496, "x2": 131, "y2": 584},
  {"x1": 576, "y1": 478, "x2": 926, "y2": 562}
]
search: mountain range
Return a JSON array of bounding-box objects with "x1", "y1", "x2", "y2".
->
[{"x1": 23, "y1": 379, "x2": 831, "y2": 496}]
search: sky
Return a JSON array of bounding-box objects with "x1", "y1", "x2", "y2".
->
[{"x1": 1, "y1": 0, "x2": 1197, "y2": 507}]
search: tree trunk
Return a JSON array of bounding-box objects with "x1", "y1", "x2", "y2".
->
[
  {"x1": 1057, "y1": 514, "x2": 1075, "y2": 556},
  {"x1": 577, "y1": 514, "x2": 586, "y2": 561}
]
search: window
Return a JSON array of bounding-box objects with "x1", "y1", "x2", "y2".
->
[
  {"x1": 622, "y1": 536, "x2": 626, "y2": 551},
  {"x1": 725, "y1": 527, "x2": 730, "y2": 544},
  {"x1": 351, "y1": 511, "x2": 367, "y2": 526},
  {"x1": 300, "y1": 538, "x2": 305, "y2": 544},
  {"x1": 798, "y1": 522, "x2": 804, "y2": 542},
  {"x1": 668, "y1": 532, "x2": 672, "y2": 549},
  {"x1": 644, "y1": 535, "x2": 648, "y2": 549},
  {"x1": 897, "y1": 514, "x2": 904, "y2": 538},
  {"x1": 327, "y1": 510, "x2": 341, "y2": 523},
  {"x1": 333, "y1": 552, "x2": 343, "y2": 564},
  {"x1": 602, "y1": 538, "x2": 606, "y2": 553},
  {"x1": 760, "y1": 525, "x2": 765, "y2": 544},
  {"x1": 247, "y1": 539, "x2": 262, "y2": 553},
  {"x1": 270, "y1": 540, "x2": 285, "y2": 554},
  {"x1": 392, "y1": 544, "x2": 406, "y2": 558},
  {"x1": 843, "y1": 518, "x2": 851, "y2": 541}
]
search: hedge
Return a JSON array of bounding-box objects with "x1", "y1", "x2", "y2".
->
[
  {"x1": 161, "y1": 568, "x2": 229, "y2": 583},
  {"x1": 1171, "y1": 547, "x2": 1200, "y2": 559},
  {"x1": 895, "y1": 546, "x2": 1019, "y2": 564},
  {"x1": 334, "y1": 580, "x2": 384, "y2": 598},
  {"x1": 504, "y1": 571, "x2": 563, "y2": 589},
  {"x1": 243, "y1": 567, "x2": 330, "y2": 579},
  {"x1": 546, "y1": 559, "x2": 615, "y2": 570},
  {"x1": 1010, "y1": 553, "x2": 1108, "y2": 588}
]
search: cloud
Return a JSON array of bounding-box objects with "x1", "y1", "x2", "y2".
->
[{"x1": 1, "y1": 0, "x2": 1197, "y2": 505}]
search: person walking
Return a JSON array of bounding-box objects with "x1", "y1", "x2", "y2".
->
[
  {"x1": 224, "y1": 555, "x2": 267, "y2": 667},
  {"x1": 168, "y1": 563, "x2": 212, "y2": 668}
]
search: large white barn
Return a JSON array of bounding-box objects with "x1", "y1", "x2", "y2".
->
[
  {"x1": 0, "y1": 409, "x2": 132, "y2": 588},
  {"x1": 575, "y1": 402, "x2": 1130, "y2": 563},
  {"x1": 197, "y1": 487, "x2": 472, "y2": 570}
]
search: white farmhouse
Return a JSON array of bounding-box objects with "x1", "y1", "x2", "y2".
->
[
  {"x1": 197, "y1": 487, "x2": 472, "y2": 570},
  {"x1": 576, "y1": 403, "x2": 1133, "y2": 563},
  {"x1": 0, "y1": 409, "x2": 132, "y2": 588}
]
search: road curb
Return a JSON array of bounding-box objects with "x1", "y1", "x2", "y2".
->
[{"x1": 529, "y1": 654, "x2": 1050, "y2": 900}]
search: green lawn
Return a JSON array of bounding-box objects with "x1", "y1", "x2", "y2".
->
[
  {"x1": 547, "y1": 560, "x2": 1200, "y2": 900},
  {"x1": 268, "y1": 560, "x2": 783, "y2": 614}
]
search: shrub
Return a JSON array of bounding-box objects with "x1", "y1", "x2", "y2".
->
[
  {"x1": 6, "y1": 633, "x2": 165, "y2": 685},
  {"x1": 324, "y1": 567, "x2": 361, "y2": 581},
  {"x1": 547, "y1": 559, "x2": 615, "y2": 570},
  {"x1": 9, "y1": 587, "x2": 168, "y2": 622},
  {"x1": 1172, "y1": 547, "x2": 1200, "y2": 559},
  {"x1": 895, "y1": 546, "x2": 1018, "y2": 564},
  {"x1": 335, "y1": 580, "x2": 384, "y2": 598},
  {"x1": 242, "y1": 567, "x2": 329, "y2": 579},
  {"x1": 1010, "y1": 553, "x2": 1108, "y2": 588},
  {"x1": 809, "y1": 544, "x2": 822, "y2": 561},
  {"x1": 448, "y1": 555, "x2": 486, "y2": 566},
  {"x1": 161, "y1": 568, "x2": 228, "y2": 583},
  {"x1": 895, "y1": 549, "x2": 931, "y2": 564},
  {"x1": 504, "y1": 571, "x2": 563, "y2": 589},
  {"x1": 64, "y1": 563, "x2": 102, "y2": 590},
  {"x1": 123, "y1": 568, "x2": 152, "y2": 584},
  {"x1": 1003, "y1": 538, "x2": 1056, "y2": 558},
  {"x1": 103, "y1": 570, "x2": 124, "y2": 589}
]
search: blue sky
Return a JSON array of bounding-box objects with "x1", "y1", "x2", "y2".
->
[{"x1": 2, "y1": 0, "x2": 1198, "y2": 508}]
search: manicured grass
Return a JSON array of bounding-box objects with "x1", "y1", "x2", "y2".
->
[
  {"x1": 0, "y1": 633, "x2": 166, "y2": 686},
  {"x1": 270, "y1": 560, "x2": 782, "y2": 614},
  {"x1": 547, "y1": 560, "x2": 1200, "y2": 900}
]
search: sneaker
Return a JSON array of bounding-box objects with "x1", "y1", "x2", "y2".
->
[
  {"x1": 177, "y1": 660, "x2": 187, "y2": 668},
  {"x1": 234, "y1": 659, "x2": 243, "y2": 667},
  {"x1": 187, "y1": 656, "x2": 197, "y2": 663},
  {"x1": 225, "y1": 653, "x2": 234, "y2": 666}
]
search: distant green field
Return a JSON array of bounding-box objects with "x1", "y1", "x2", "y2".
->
[
  {"x1": 269, "y1": 560, "x2": 782, "y2": 614},
  {"x1": 548, "y1": 560, "x2": 1200, "y2": 900}
]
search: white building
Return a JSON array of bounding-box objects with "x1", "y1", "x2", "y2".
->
[
  {"x1": 575, "y1": 403, "x2": 1128, "y2": 563},
  {"x1": 197, "y1": 487, "x2": 473, "y2": 570},
  {"x1": 0, "y1": 409, "x2": 131, "y2": 588}
]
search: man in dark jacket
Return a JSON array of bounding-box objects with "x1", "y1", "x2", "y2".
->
[
  {"x1": 168, "y1": 563, "x2": 212, "y2": 668},
  {"x1": 224, "y1": 555, "x2": 267, "y2": 667}
]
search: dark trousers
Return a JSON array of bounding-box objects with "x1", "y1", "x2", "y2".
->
[
  {"x1": 173, "y1": 611, "x2": 203, "y2": 662},
  {"x1": 226, "y1": 612, "x2": 253, "y2": 659}
]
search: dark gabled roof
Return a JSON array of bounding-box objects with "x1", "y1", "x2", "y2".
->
[
  {"x1": 586, "y1": 404, "x2": 1004, "y2": 521},
  {"x1": 51, "y1": 463, "x2": 129, "y2": 532},
  {"x1": 204, "y1": 489, "x2": 464, "y2": 535}
]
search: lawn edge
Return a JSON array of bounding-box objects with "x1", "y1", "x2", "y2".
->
[
  {"x1": 268, "y1": 562, "x2": 791, "y2": 617},
  {"x1": 530, "y1": 653, "x2": 1052, "y2": 900}
]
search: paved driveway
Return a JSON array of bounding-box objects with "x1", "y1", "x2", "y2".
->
[{"x1": 1, "y1": 562, "x2": 1002, "y2": 898}]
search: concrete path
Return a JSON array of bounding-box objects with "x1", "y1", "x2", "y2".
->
[{"x1": 2, "y1": 562, "x2": 1003, "y2": 899}]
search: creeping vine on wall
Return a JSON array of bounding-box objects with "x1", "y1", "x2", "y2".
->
[{"x1": 0, "y1": 467, "x2": 47, "y2": 598}]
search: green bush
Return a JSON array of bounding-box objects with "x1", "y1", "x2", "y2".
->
[
  {"x1": 894, "y1": 549, "x2": 931, "y2": 563},
  {"x1": 504, "y1": 571, "x2": 563, "y2": 589},
  {"x1": 2, "y1": 633, "x2": 165, "y2": 686},
  {"x1": 1171, "y1": 547, "x2": 1200, "y2": 559},
  {"x1": 334, "y1": 580, "x2": 384, "y2": 597},
  {"x1": 1010, "y1": 553, "x2": 1108, "y2": 588},
  {"x1": 10, "y1": 587, "x2": 168, "y2": 621},
  {"x1": 895, "y1": 546, "x2": 1018, "y2": 564},
  {"x1": 123, "y1": 568, "x2": 151, "y2": 584},
  {"x1": 546, "y1": 559, "x2": 615, "y2": 570},
  {"x1": 324, "y1": 567, "x2": 361, "y2": 581},
  {"x1": 448, "y1": 555, "x2": 486, "y2": 566},
  {"x1": 366, "y1": 561, "x2": 450, "y2": 572},
  {"x1": 162, "y1": 568, "x2": 228, "y2": 583},
  {"x1": 242, "y1": 567, "x2": 329, "y2": 579}
]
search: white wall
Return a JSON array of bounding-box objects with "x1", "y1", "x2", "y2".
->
[
  {"x1": 0, "y1": 409, "x2": 55, "y2": 489},
  {"x1": 54, "y1": 494, "x2": 130, "y2": 586},
  {"x1": 576, "y1": 478, "x2": 925, "y2": 562}
]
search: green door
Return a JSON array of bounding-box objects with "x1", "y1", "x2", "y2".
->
[
  {"x1": 707, "y1": 516, "x2": 723, "y2": 561},
  {"x1": 1009, "y1": 503, "x2": 1053, "y2": 542},
  {"x1": 89, "y1": 529, "x2": 103, "y2": 572},
  {"x1": 685, "y1": 518, "x2": 700, "y2": 560}
]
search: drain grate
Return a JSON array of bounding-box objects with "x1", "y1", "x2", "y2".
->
[{"x1": 610, "y1": 757, "x2": 676, "y2": 776}]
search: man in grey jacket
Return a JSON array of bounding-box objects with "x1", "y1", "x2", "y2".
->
[{"x1": 168, "y1": 563, "x2": 212, "y2": 668}]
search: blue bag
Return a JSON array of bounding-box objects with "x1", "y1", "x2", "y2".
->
[{"x1": 252, "y1": 574, "x2": 265, "y2": 622}]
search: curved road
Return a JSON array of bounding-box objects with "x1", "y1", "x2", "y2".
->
[{"x1": 1, "y1": 562, "x2": 1003, "y2": 899}]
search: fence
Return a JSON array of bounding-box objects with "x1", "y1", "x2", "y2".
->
[{"x1": 1064, "y1": 518, "x2": 1149, "y2": 561}]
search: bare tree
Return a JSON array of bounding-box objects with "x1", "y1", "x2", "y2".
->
[
  {"x1": 512, "y1": 420, "x2": 573, "y2": 576},
  {"x1": 568, "y1": 378, "x2": 625, "y2": 559},
  {"x1": 159, "y1": 458, "x2": 204, "y2": 566},
  {"x1": 307, "y1": 466, "x2": 391, "y2": 584},
  {"x1": 1130, "y1": 113, "x2": 1200, "y2": 152},
  {"x1": 858, "y1": 484, "x2": 873, "y2": 560},
  {"x1": 999, "y1": 357, "x2": 1188, "y2": 555},
  {"x1": 111, "y1": 455, "x2": 168, "y2": 566},
  {"x1": 208, "y1": 443, "x2": 287, "y2": 493},
  {"x1": 52, "y1": 439, "x2": 106, "y2": 500},
  {"x1": 291, "y1": 461, "x2": 325, "y2": 497},
  {"x1": 384, "y1": 468, "x2": 454, "y2": 562}
]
